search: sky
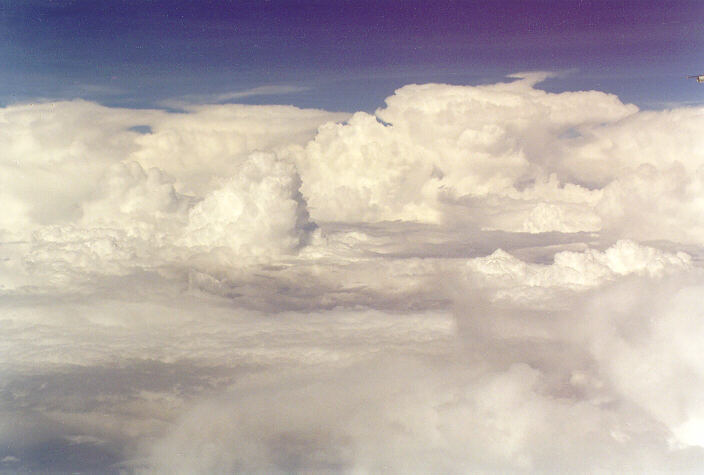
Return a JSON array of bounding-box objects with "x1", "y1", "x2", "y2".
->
[
  {"x1": 2, "y1": 0, "x2": 704, "y2": 110},
  {"x1": 4, "y1": 1, "x2": 704, "y2": 474}
]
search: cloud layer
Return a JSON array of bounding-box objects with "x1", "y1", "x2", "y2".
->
[{"x1": 2, "y1": 77, "x2": 704, "y2": 473}]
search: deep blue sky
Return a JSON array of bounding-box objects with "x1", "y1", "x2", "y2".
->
[{"x1": 2, "y1": 0, "x2": 703, "y2": 111}]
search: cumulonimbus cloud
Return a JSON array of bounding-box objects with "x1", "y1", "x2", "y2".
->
[{"x1": 2, "y1": 76, "x2": 704, "y2": 473}]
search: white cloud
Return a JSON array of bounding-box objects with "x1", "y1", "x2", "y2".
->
[
  {"x1": 179, "y1": 152, "x2": 313, "y2": 260},
  {"x1": 293, "y1": 77, "x2": 704, "y2": 242},
  {"x1": 466, "y1": 240, "x2": 691, "y2": 293},
  {"x1": 160, "y1": 85, "x2": 311, "y2": 109},
  {"x1": 598, "y1": 163, "x2": 704, "y2": 243},
  {"x1": 2, "y1": 78, "x2": 704, "y2": 472},
  {"x1": 293, "y1": 78, "x2": 636, "y2": 227},
  {"x1": 0, "y1": 101, "x2": 344, "y2": 290},
  {"x1": 0, "y1": 100, "x2": 160, "y2": 239},
  {"x1": 584, "y1": 276, "x2": 704, "y2": 448}
]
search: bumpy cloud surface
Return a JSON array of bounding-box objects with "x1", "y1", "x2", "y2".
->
[{"x1": 2, "y1": 78, "x2": 704, "y2": 473}]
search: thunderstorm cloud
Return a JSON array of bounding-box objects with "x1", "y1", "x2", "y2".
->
[{"x1": 2, "y1": 77, "x2": 704, "y2": 473}]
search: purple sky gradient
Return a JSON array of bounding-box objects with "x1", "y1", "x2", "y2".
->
[{"x1": 2, "y1": 1, "x2": 704, "y2": 109}]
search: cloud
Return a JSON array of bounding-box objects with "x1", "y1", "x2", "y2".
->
[
  {"x1": 292, "y1": 78, "x2": 637, "y2": 228},
  {"x1": 0, "y1": 100, "x2": 161, "y2": 239},
  {"x1": 583, "y1": 275, "x2": 704, "y2": 449},
  {"x1": 598, "y1": 162, "x2": 704, "y2": 243},
  {"x1": 130, "y1": 103, "x2": 347, "y2": 195},
  {"x1": 2, "y1": 77, "x2": 704, "y2": 472},
  {"x1": 0, "y1": 100, "x2": 344, "y2": 290},
  {"x1": 144, "y1": 280, "x2": 704, "y2": 473},
  {"x1": 179, "y1": 152, "x2": 314, "y2": 260},
  {"x1": 466, "y1": 240, "x2": 690, "y2": 292},
  {"x1": 160, "y1": 85, "x2": 311, "y2": 109},
  {"x1": 214, "y1": 85, "x2": 311, "y2": 100},
  {"x1": 506, "y1": 69, "x2": 562, "y2": 84},
  {"x1": 293, "y1": 79, "x2": 704, "y2": 242}
]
